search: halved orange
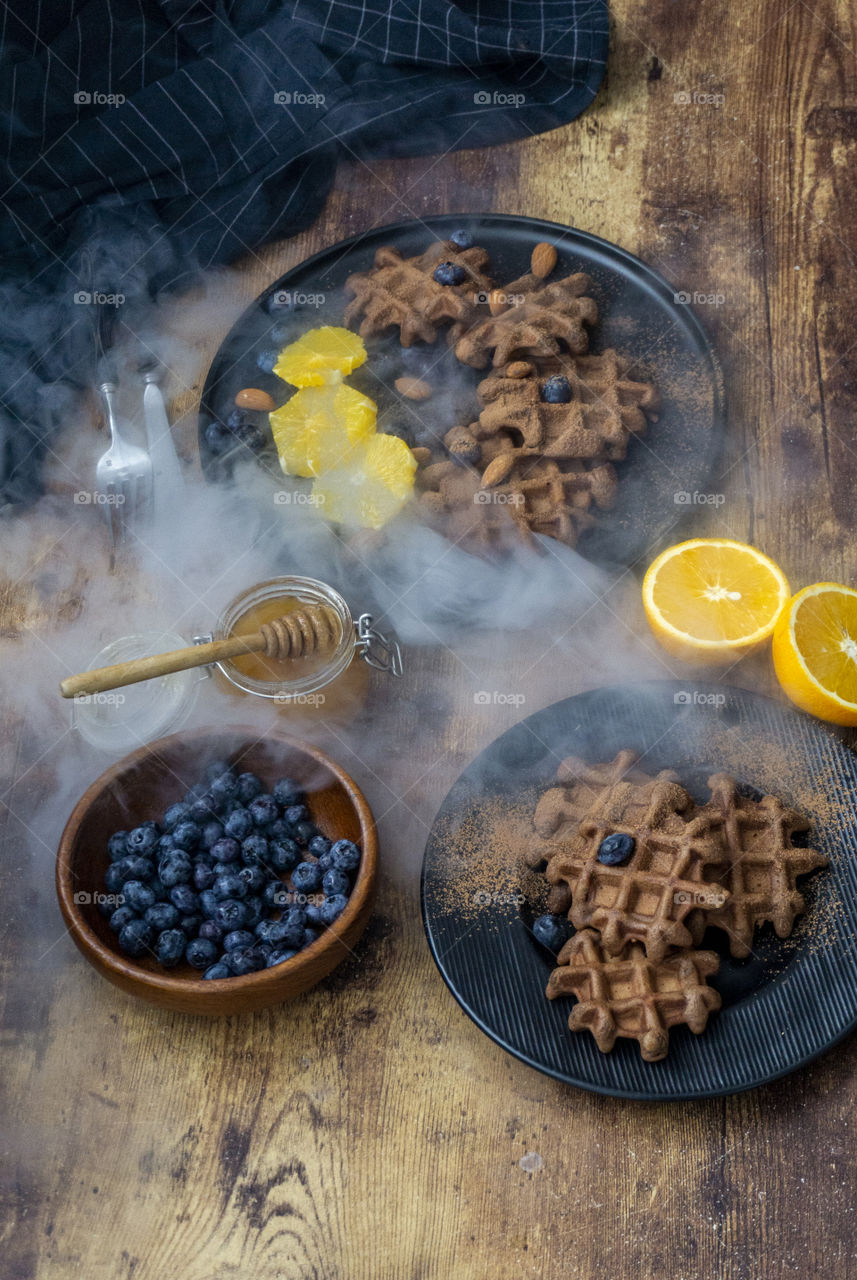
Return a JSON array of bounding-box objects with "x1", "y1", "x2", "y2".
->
[
  {"x1": 773, "y1": 583, "x2": 857, "y2": 725},
  {"x1": 642, "y1": 538, "x2": 790, "y2": 664},
  {"x1": 273, "y1": 326, "x2": 367, "y2": 388}
]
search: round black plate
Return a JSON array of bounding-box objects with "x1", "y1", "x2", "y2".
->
[
  {"x1": 198, "y1": 214, "x2": 726, "y2": 568},
  {"x1": 421, "y1": 680, "x2": 857, "y2": 1099}
]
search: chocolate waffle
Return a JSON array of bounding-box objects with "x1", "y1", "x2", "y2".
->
[
  {"x1": 538, "y1": 764, "x2": 730, "y2": 963},
  {"x1": 693, "y1": 774, "x2": 828, "y2": 958},
  {"x1": 417, "y1": 445, "x2": 617, "y2": 551},
  {"x1": 546, "y1": 929, "x2": 722, "y2": 1062},
  {"x1": 472, "y1": 351, "x2": 659, "y2": 462},
  {"x1": 344, "y1": 241, "x2": 493, "y2": 346},
  {"x1": 454, "y1": 273, "x2": 598, "y2": 369}
]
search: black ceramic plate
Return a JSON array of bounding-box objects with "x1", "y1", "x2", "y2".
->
[
  {"x1": 421, "y1": 681, "x2": 857, "y2": 1099},
  {"x1": 198, "y1": 215, "x2": 725, "y2": 567}
]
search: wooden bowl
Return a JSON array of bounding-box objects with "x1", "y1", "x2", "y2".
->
[{"x1": 56, "y1": 726, "x2": 378, "y2": 1014}]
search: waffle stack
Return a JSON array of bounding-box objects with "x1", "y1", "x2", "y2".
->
[
  {"x1": 343, "y1": 239, "x2": 660, "y2": 552},
  {"x1": 529, "y1": 752, "x2": 827, "y2": 1061}
]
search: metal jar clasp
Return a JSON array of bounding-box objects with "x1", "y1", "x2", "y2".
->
[{"x1": 355, "y1": 614, "x2": 403, "y2": 677}]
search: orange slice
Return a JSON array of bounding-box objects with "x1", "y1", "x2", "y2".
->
[
  {"x1": 270, "y1": 384, "x2": 376, "y2": 478},
  {"x1": 312, "y1": 434, "x2": 417, "y2": 529},
  {"x1": 642, "y1": 538, "x2": 790, "y2": 664},
  {"x1": 273, "y1": 327, "x2": 367, "y2": 388},
  {"x1": 773, "y1": 583, "x2": 857, "y2": 725}
]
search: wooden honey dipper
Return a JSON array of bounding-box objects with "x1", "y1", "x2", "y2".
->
[{"x1": 59, "y1": 604, "x2": 340, "y2": 699}]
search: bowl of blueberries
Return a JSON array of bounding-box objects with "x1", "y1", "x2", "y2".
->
[{"x1": 56, "y1": 727, "x2": 377, "y2": 1014}]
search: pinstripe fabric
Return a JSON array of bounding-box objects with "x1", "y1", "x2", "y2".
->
[{"x1": 0, "y1": 0, "x2": 608, "y2": 503}]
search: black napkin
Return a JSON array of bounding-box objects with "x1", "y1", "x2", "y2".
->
[{"x1": 0, "y1": 0, "x2": 608, "y2": 505}]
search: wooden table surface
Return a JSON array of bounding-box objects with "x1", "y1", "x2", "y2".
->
[{"x1": 4, "y1": 1, "x2": 857, "y2": 1276}]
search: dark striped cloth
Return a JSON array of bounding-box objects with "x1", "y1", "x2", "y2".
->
[{"x1": 0, "y1": 0, "x2": 608, "y2": 504}]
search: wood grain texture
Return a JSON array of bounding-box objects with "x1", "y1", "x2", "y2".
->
[{"x1": 4, "y1": 0, "x2": 857, "y2": 1276}]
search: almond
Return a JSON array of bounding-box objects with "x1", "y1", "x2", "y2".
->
[
  {"x1": 481, "y1": 454, "x2": 515, "y2": 487},
  {"x1": 411, "y1": 446, "x2": 432, "y2": 466},
  {"x1": 505, "y1": 361, "x2": 534, "y2": 379},
  {"x1": 488, "y1": 288, "x2": 510, "y2": 316},
  {"x1": 235, "y1": 387, "x2": 276, "y2": 411},
  {"x1": 530, "y1": 242, "x2": 558, "y2": 279},
  {"x1": 395, "y1": 376, "x2": 432, "y2": 401}
]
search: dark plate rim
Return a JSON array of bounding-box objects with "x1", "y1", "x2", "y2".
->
[{"x1": 420, "y1": 679, "x2": 857, "y2": 1101}]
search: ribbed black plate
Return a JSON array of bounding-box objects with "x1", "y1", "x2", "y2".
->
[
  {"x1": 421, "y1": 681, "x2": 857, "y2": 1099},
  {"x1": 198, "y1": 214, "x2": 725, "y2": 568}
]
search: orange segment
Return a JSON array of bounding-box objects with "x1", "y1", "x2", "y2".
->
[
  {"x1": 312, "y1": 434, "x2": 417, "y2": 529},
  {"x1": 773, "y1": 583, "x2": 857, "y2": 725},
  {"x1": 270, "y1": 384, "x2": 377, "y2": 477},
  {"x1": 642, "y1": 538, "x2": 790, "y2": 664},
  {"x1": 274, "y1": 326, "x2": 367, "y2": 388}
]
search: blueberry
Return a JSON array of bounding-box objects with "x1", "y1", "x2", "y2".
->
[
  {"x1": 284, "y1": 804, "x2": 308, "y2": 826},
  {"x1": 225, "y1": 809, "x2": 253, "y2": 841},
  {"x1": 155, "y1": 928, "x2": 186, "y2": 968},
  {"x1": 213, "y1": 873, "x2": 247, "y2": 902},
  {"x1": 268, "y1": 818, "x2": 293, "y2": 843},
  {"x1": 158, "y1": 853, "x2": 193, "y2": 888},
  {"x1": 172, "y1": 821, "x2": 201, "y2": 851},
  {"x1": 597, "y1": 833, "x2": 636, "y2": 866},
  {"x1": 304, "y1": 901, "x2": 323, "y2": 927},
  {"x1": 193, "y1": 862, "x2": 216, "y2": 892},
  {"x1": 104, "y1": 863, "x2": 127, "y2": 894},
  {"x1": 227, "y1": 947, "x2": 267, "y2": 975},
  {"x1": 107, "y1": 832, "x2": 129, "y2": 861},
  {"x1": 263, "y1": 880, "x2": 291, "y2": 910},
  {"x1": 316, "y1": 850, "x2": 334, "y2": 873},
  {"x1": 122, "y1": 855, "x2": 155, "y2": 882},
  {"x1": 223, "y1": 929, "x2": 256, "y2": 952},
  {"x1": 205, "y1": 420, "x2": 233, "y2": 455},
  {"x1": 127, "y1": 825, "x2": 159, "y2": 856},
  {"x1": 237, "y1": 773, "x2": 265, "y2": 804},
  {"x1": 226, "y1": 408, "x2": 248, "y2": 432},
  {"x1": 232, "y1": 421, "x2": 265, "y2": 453},
  {"x1": 269, "y1": 838, "x2": 300, "y2": 873},
  {"x1": 433, "y1": 261, "x2": 467, "y2": 286},
  {"x1": 163, "y1": 803, "x2": 191, "y2": 831},
  {"x1": 109, "y1": 905, "x2": 137, "y2": 932},
  {"x1": 322, "y1": 868, "x2": 350, "y2": 897},
  {"x1": 200, "y1": 821, "x2": 224, "y2": 850},
  {"x1": 169, "y1": 884, "x2": 200, "y2": 915},
  {"x1": 149, "y1": 876, "x2": 167, "y2": 900},
  {"x1": 449, "y1": 229, "x2": 474, "y2": 250},
  {"x1": 179, "y1": 914, "x2": 202, "y2": 937},
  {"x1": 238, "y1": 865, "x2": 267, "y2": 894},
  {"x1": 301, "y1": 928, "x2": 320, "y2": 948},
  {"x1": 157, "y1": 834, "x2": 176, "y2": 857},
  {"x1": 188, "y1": 798, "x2": 216, "y2": 826},
  {"x1": 185, "y1": 937, "x2": 219, "y2": 969},
  {"x1": 241, "y1": 834, "x2": 269, "y2": 866},
  {"x1": 210, "y1": 837, "x2": 241, "y2": 864},
  {"x1": 205, "y1": 760, "x2": 232, "y2": 783},
  {"x1": 308, "y1": 835, "x2": 331, "y2": 859},
  {"x1": 122, "y1": 880, "x2": 157, "y2": 912},
  {"x1": 184, "y1": 783, "x2": 207, "y2": 804},
  {"x1": 319, "y1": 894, "x2": 349, "y2": 926},
  {"x1": 292, "y1": 861, "x2": 323, "y2": 893},
  {"x1": 144, "y1": 902, "x2": 180, "y2": 931},
  {"x1": 532, "y1": 913, "x2": 570, "y2": 950},
  {"x1": 294, "y1": 821, "x2": 317, "y2": 846},
  {"x1": 97, "y1": 897, "x2": 116, "y2": 920},
  {"x1": 204, "y1": 962, "x2": 232, "y2": 980},
  {"x1": 118, "y1": 918, "x2": 154, "y2": 958},
  {"x1": 198, "y1": 919, "x2": 225, "y2": 945},
  {"x1": 243, "y1": 896, "x2": 264, "y2": 928},
  {"x1": 540, "y1": 375, "x2": 572, "y2": 404},
  {"x1": 214, "y1": 898, "x2": 248, "y2": 930},
  {"x1": 249, "y1": 795, "x2": 279, "y2": 828},
  {"x1": 329, "y1": 839, "x2": 361, "y2": 872},
  {"x1": 254, "y1": 918, "x2": 277, "y2": 944},
  {"x1": 270, "y1": 779, "x2": 300, "y2": 808},
  {"x1": 209, "y1": 774, "x2": 238, "y2": 809},
  {"x1": 199, "y1": 889, "x2": 219, "y2": 919},
  {"x1": 270, "y1": 322, "x2": 291, "y2": 344},
  {"x1": 267, "y1": 948, "x2": 297, "y2": 966}
]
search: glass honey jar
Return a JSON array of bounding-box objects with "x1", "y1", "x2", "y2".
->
[{"x1": 196, "y1": 575, "x2": 402, "y2": 718}]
